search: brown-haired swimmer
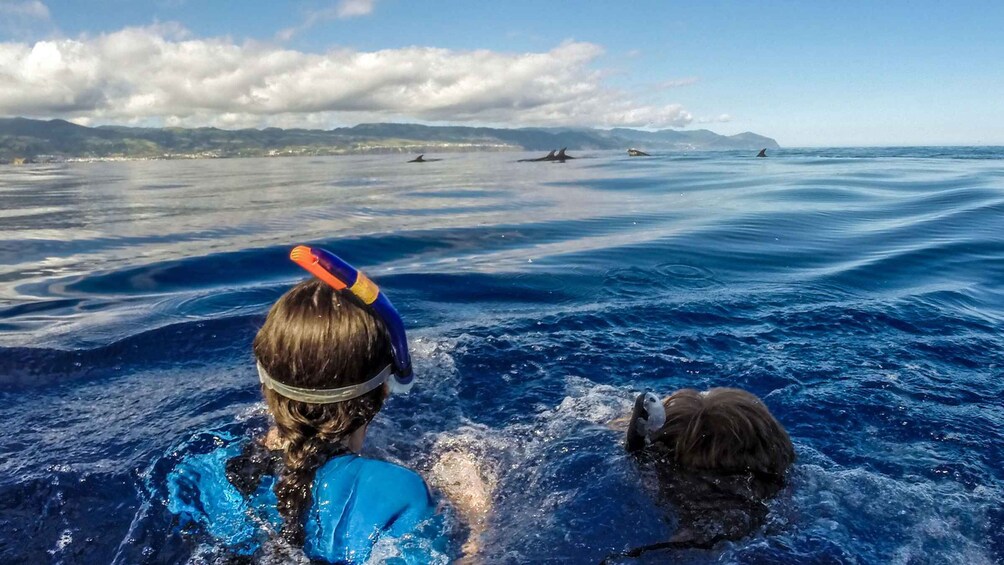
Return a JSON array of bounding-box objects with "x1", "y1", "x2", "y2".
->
[
  {"x1": 607, "y1": 387, "x2": 794, "y2": 561},
  {"x1": 166, "y1": 246, "x2": 462, "y2": 564}
]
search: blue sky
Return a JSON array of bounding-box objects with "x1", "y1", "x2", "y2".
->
[{"x1": 2, "y1": 0, "x2": 1003, "y2": 146}]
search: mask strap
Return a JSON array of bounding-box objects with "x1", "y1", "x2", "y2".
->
[{"x1": 257, "y1": 362, "x2": 391, "y2": 404}]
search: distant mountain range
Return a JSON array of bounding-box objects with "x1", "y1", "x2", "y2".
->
[{"x1": 0, "y1": 117, "x2": 779, "y2": 162}]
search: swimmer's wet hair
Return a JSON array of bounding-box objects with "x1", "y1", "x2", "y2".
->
[
  {"x1": 252, "y1": 277, "x2": 392, "y2": 546},
  {"x1": 652, "y1": 387, "x2": 794, "y2": 479}
]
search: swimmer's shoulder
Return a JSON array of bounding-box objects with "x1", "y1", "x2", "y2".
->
[
  {"x1": 307, "y1": 455, "x2": 439, "y2": 561},
  {"x1": 316, "y1": 454, "x2": 433, "y2": 511}
]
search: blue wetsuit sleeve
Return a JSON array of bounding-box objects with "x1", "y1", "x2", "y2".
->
[
  {"x1": 307, "y1": 458, "x2": 449, "y2": 564},
  {"x1": 385, "y1": 467, "x2": 436, "y2": 534},
  {"x1": 383, "y1": 497, "x2": 450, "y2": 565},
  {"x1": 164, "y1": 441, "x2": 263, "y2": 554},
  {"x1": 362, "y1": 465, "x2": 450, "y2": 565}
]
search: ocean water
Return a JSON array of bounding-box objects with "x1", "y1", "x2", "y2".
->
[{"x1": 0, "y1": 148, "x2": 1002, "y2": 564}]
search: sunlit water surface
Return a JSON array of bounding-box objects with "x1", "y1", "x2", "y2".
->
[{"x1": 1, "y1": 149, "x2": 1002, "y2": 564}]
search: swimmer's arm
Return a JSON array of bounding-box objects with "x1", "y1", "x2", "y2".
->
[
  {"x1": 426, "y1": 449, "x2": 495, "y2": 559},
  {"x1": 165, "y1": 442, "x2": 260, "y2": 548}
]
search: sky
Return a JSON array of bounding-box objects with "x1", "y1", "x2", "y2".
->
[{"x1": 1, "y1": 0, "x2": 1003, "y2": 146}]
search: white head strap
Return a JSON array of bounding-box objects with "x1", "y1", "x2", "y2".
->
[{"x1": 256, "y1": 361, "x2": 392, "y2": 404}]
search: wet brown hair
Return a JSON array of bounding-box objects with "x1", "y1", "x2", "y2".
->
[
  {"x1": 644, "y1": 388, "x2": 795, "y2": 547},
  {"x1": 252, "y1": 277, "x2": 393, "y2": 545},
  {"x1": 652, "y1": 387, "x2": 794, "y2": 479}
]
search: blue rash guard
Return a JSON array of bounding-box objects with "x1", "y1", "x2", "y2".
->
[{"x1": 166, "y1": 433, "x2": 446, "y2": 564}]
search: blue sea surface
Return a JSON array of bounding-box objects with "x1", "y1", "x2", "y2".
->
[{"x1": 0, "y1": 148, "x2": 1002, "y2": 564}]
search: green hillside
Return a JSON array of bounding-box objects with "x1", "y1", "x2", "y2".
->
[{"x1": 0, "y1": 118, "x2": 779, "y2": 162}]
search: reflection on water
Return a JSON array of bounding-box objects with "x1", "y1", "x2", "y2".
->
[{"x1": 0, "y1": 149, "x2": 1002, "y2": 563}]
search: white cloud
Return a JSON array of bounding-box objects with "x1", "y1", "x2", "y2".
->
[
  {"x1": 658, "y1": 77, "x2": 699, "y2": 89},
  {"x1": 277, "y1": 0, "x2": 378, "y2": 41},
  {"x1": 0, "y1": 26, "x2": 695, "y2": 129},
  {"x1": 335, "y1": 0, "x2": 375, "y2": 18},
  {"x1": 695, "y1": 113, "x2": 733, "y2": 125},
  {"x1": 1, "y1": 0, "x2": 52, "y2": 39},
  {"x1": 1, "y1": 0, "x2": 49, "y2": 19}
]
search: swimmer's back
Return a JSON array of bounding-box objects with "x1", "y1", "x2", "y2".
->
[{"x1": 166, "y1": 434, "x2": 443, "y2": 564}]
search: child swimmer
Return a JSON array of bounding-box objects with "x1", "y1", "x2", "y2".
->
[
  {"x1": 167, "y1": 246, "x2": 449, "y2": 563},
  {"x1": 617, "y1": 387, "x2": 795, "y2": 557}
]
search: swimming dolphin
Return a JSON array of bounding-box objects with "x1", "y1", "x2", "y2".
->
[
  {"x1": 555, "y1": 148, "x2": 575, "y2": 161},
  {"x1": 625, "y1": 392, "x2": 667, "y2": 452},
  {"x1": 628, "y1": 148, "x2": 650, "y2": 157},
  {"x1": 408, "y1": 154, "x2": 442, "y2": 163},
  {"x1": 756, "y1": 148, "x2": 767, "y2": 158},
  {"x1": 518, "y1": 150, "x2": 557, "y2": 162}
]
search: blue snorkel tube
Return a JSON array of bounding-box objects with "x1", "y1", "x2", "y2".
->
[{"x1": 290, "y1": 245, "x2": 414, "y2": 392}]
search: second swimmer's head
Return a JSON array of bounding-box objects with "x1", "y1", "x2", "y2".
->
[{"x1": 653, "y1": 387, "x2": 794, "y2": 479}]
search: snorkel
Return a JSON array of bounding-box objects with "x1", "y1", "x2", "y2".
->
[{"x1": 256, "y1": 245, "x2": 414, "y2": 404}]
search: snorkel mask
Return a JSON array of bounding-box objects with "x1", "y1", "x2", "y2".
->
[{"x1": 256, "y1": 245, "x2": 414, "y2": 404}]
